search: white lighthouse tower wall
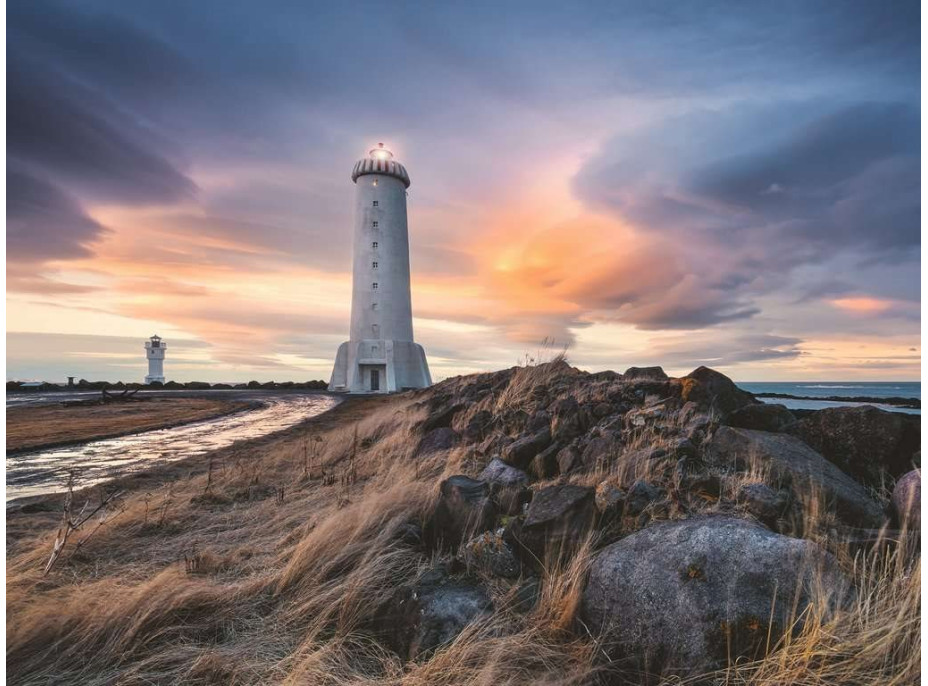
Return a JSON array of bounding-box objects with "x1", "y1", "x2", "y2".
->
[
  {"x1": 329, "y1": 147, "x2": 431, "y2": 393},
  {"x1": 144, "y1": 336, "x2": 166, "y2": 384}
]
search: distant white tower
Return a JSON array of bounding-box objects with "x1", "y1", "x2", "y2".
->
[
  {"x1": 144, "y1": 334, "x2": 166, "y2": 384},
  {"x1": 329, "y1": 144, "x2": 431, "y2": 393}
]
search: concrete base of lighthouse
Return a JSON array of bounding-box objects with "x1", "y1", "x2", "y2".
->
[
  {"x1": 328, "y1": 339, "x2": 431, "y2": 393},
  {"x1": 145, "y1": 375, "x2": 165, "y2": 384}
]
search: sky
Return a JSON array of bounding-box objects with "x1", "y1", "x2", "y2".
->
[{"x1": 6, "y1": 0, "x2": 921, "y2": 383}]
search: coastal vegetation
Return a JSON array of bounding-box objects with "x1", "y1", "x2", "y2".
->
[{"x1": 5, "y1": 360, "x2": 920, "y2": 684}]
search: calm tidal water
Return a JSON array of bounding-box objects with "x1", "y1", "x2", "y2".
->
[{"x1": 737, "y1": 381, "x2": 920, "y2": 415}]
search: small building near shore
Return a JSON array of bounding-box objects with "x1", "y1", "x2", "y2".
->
[{"x1": 144, "y1": 335, "x2": 167, "y2": 384}]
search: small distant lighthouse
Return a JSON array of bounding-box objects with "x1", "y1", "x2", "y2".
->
[
  {"x1": 329, "y1": 144, "x2": 431, "y2": 393},
  {"x1": 144, "y1": 335, "x2": 166, "y2": 384}
]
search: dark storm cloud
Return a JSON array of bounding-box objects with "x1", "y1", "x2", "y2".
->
[
  {"x1": 573, "y1": 98, "x2": 920, "y2": 330},
  {"x1": 7, "y1": 166, "x2": 108, "y2": 261}
]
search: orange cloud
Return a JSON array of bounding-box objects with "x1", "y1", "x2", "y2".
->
[{"x1": 829, "y1": 296, "x2": 895, "y2": 314}]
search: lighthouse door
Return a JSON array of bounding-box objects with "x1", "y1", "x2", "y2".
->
[{"x1": 370, "y1": 369, "x2": 380, "y2": 391}]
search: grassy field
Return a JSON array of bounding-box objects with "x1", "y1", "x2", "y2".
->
[
  {"x1": 6, "y1": 397, "x2": 252, "y2": 454},
  {"x1": 5, "y1": 367, "x2": 920, "y2": 685}
]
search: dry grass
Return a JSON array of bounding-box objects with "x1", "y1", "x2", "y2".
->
[{"x1": 5, "y1": 369, "x2": 920, "y2": 685}]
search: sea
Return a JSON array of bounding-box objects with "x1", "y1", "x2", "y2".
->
[{"x1": 736, "y1": 382, "x2": 920, "y2": 415}]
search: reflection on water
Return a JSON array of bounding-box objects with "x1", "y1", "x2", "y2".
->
[{"x1": 7, "y1": 394, "x2": 339, "y2": 502}]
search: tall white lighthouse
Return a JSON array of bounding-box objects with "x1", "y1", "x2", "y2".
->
[
  {"x1": 329, "y1": 144, "x2": 431, "y2": 393},
  {"x1": 144, "y1": 334, "x2": 166, "y2": 384}
]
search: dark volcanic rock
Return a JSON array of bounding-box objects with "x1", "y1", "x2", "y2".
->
[
  {"x1": 625, "y1": 480, "x2": 663, "y2": 516},
  {"x1": 788, "y1": 406, "x2": 920, "y2": 488},
  {"x1": 706, "y1": 427, "x2": 885, "y2": 529},
  {"x1": 531, "y1": 442, "x2": 560, "y2": 479},
  {"x1": 581, "y1": 516, "x2": 849, "y2": 678},
  {"x1": 429, "y1": 476, "x2": 496, "y2": 548},
  {"x1": 892, "y1": 470, "x2": 920, "y2": 528},
  {"x1": 550, "y1": 397, "x2": 583, "y2": 441},
  {"x1": 594, "y1": 482, "x2": 626, "y2": 517},
  {"x1": 459, "y1": 409, "x2": 493, "y2": 443},
  {"x1": 416, "y1": 428, "x2": 460, "y2": 457},
  {"x1": 623, "y1": 366, "x2": 669, "y2": 381},
  {"x1": 382, "y1": 566, "x2": 492, "y2": 660},
  {"x1": 501, "y1": 429, "x2": 552, "y2": 469},
  {"x1": 727, "y1": 403, "x2": 796, "y2": 432},
  {"x1": 556, "y1": 444, "x2": 582, "y2": 475},
  {"x1": 478, "y1": 458, "x2": 529, "y2": 488},
  {"x1": 462, "y1": 530, "x2": 521, "y2": 578},
  {"x1": 507, "y1": 484, "x2": 595, "y2": 563},
  {"x1": 681, "y1": 366, "x2": 756, "y2": 416},
  {"x1": 737, "y1": 483, "x2": 789, "y2": 526}
]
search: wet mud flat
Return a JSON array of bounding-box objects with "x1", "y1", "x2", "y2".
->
[
  {"x1": 6, "y1": 391, "x2": 345, "y2": 504},
  {"x1": 7, "y1": 396, "x2": 254, "y2": 454}
]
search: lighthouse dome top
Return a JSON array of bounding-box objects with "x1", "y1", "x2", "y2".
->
[{"x1": 351, "y1": 143, "x2": 411, "y2": 188}]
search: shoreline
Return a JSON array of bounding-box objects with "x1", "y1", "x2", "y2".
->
[
  {"x1": 755, "y1": 392, "x2": 920, "y2": 409},
  {"x1": 5, "y1": 393, "x2": 374, "y2": 512}
]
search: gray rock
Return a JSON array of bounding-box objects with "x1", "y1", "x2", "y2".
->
[
  {"x1": 501, "y1": 428, "x2": 552, "y2": 469},
  {"x1": 727, "y1": 403, "x2": 796, "y2": 432},
  {"x1": 625, "y1": 480, "x2": 663, "y2": 516},
  {"x1": 506, "y1": 484, "x2": 595, "y2": 564},
  {"x1": 416, "y1": 427, "x2": 460, "y2": 457},
  {"x1": 581, "y1": 434, "x2": 622, "y2": 470},
  {"x1": 429, "y1": 476, "x2": 496, "y2": 548},
  {"x1": 462, "y1": 530, "x2": 521, "y2": 578},
  {"x1": 549, "y1": 397, "x2": 582, "y2": 441},
  {"x1": 581, "y1": 516, "x2": 849, "y2": 677},
  {"x1": 531, "y1": 442, "x2": 560, "y2": 479},
  {"x1": 682, "y1": 366, "x2": 756, "y2": 416},
  {"x1": 789, "y1": 406, "x2": 920, "y2": 488},
  {"x1": 892, "y1": 470, "x2": 920, "y2": 528},
  {"x1": 384, "y1": 566, "x2": 493, "y2": 660},
  {"x1": 556, "y1": 444, "x2": 582, "y2": 474},
  {"x1": 623, "y1": 366, "x2": 669, "y2": 381},
  {"x1": 478, "y1": 457, "x2": 529, "y2": 488},
  {"x1": 705, "y1": 426, "x2": 885, "y2": 529},
  {"x1": 737, "y1": 482, "x2": 789, "y2": 525},
  {"x1": 594, "y1": 481, "x2": 626, "y2": 516}
]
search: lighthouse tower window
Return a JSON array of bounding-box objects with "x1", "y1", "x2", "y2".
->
[
  {"x1": 372, "y1": 261, "x2": 378, "y2": 269},
  {"x1": 372, "y1": 201, "x2": 379, "y2": 207},
  {"x1": 372, "y1": 221, "x2": 379, "y2": 228},
  {"x1": 372, "y1": 282, "x2": 378, "y2": 289},
  {"x1": 372, "y1": 241, "x2": 378, "y2": 249}
]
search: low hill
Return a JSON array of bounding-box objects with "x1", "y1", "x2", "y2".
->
[{"x1": 6, "y1": 360, "x2": 920, "y2": 684}]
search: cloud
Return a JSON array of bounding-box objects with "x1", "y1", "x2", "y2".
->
[{"x1": 7, "y1": 166, "x2": 108, "y2": 261}]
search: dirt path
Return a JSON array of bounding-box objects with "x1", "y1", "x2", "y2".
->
[{"x1": 6, "y1": 397, "x2": 252, "y2": 454}]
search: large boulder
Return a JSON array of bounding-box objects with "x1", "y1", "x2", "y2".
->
[
  {"x1": 379, "y1": 566, "x2": 492, "y2": 660},
  {"x1": 506, "y1": 484, "x2": 595, "y2": 564},
  {"x1": 428, "y1": 476, "x2": 496, "y2": 548},
  {"x1": 501, "y1": 429, "x2": 552, "y2": 469},
  {"x1": 549, "y1": 396, "x2": 583, "y2": 441},
  {"x1": 788, "y1": 406, "x2": 920, "y2": 488},
  {"x1": 681, "y1": 367, "x2": 756, "y2": 416},
  {"x1": 727, "y1": 403, "x2": 796, "y2": 432},
  {"x1": 892, "y1": 470, "x2": 920, "y2": 528},
  {"x1": 705, "y1": 427, "x2": 885, "y2": 529},
  {"x1": 581, "y1": 516, "x2": 849, "y2": 678}
]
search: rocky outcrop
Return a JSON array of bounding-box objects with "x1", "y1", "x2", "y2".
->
[
  {"x1": 428, "y1": 476, "x2": 496, "y2": 548},
  {"x1": 737, "y1": 482, "x2": 790, "y2": 527},
  {"x1": 706, "y1": 426, "x2": 885, "y2": 529},
  {"x1": 581, "y1": 516, "x2": 849, "y2": 678},
  {"x1": 892, "y1": 470, "x2": 920, "y2": 528},
  {"x1": 681, "y1": 366, "x2": 756, "y2": 416},
  {"x1": 788, "y1": 406, "x2": 920, "y2": 488},
  {"x1": 623, "y1": 366, "x2": 669, "y2": 381},
  {"x1": 727, "y1": 403, "x2": 795, "y2": 432}
]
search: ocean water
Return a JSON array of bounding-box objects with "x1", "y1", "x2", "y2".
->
[{"x1": 737, "y1": 382, "x2": 920, "y2": 415}]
